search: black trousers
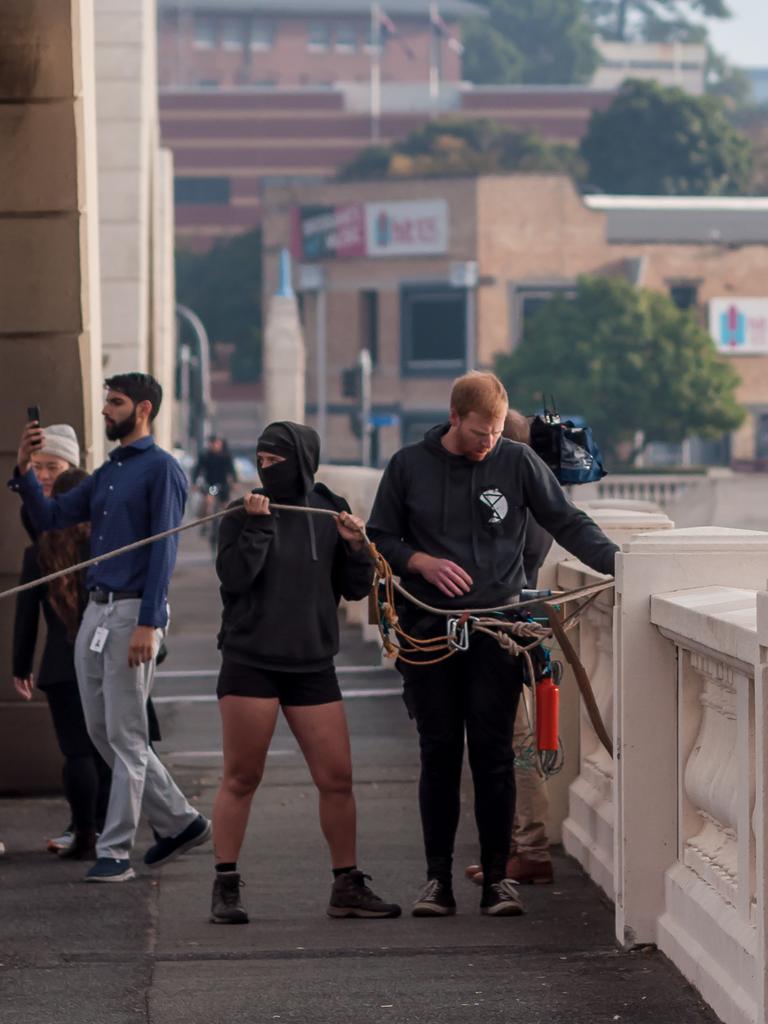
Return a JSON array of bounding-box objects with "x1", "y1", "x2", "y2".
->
[
  {"x1": 45, "y1": 681, "x2": 111, "y2": 834},
  {"x1": 400, "y1": 621, "x2": 524, "y2": 887}
]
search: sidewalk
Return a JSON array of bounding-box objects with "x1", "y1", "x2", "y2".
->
[{"x1": 0, "y1": 531, "x2": 720, "y2": 1024}]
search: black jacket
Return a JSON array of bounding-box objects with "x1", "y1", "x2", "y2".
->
[
  {"x1": 367, "y1": 423, "x2": 618, "y2": 611},
  {"x1": 216, "y1": 486, "x2": 373, "y2": 673},
  {"x1": 12, "y1": 542, "x2": 88, "y2": 689}
]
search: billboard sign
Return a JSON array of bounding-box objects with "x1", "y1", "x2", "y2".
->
[
  {"x1": 292, "y1": 204, "x2": 366, "y2": 262},
  {"x1": 710, "y1": 298, "x2": 768, "y2": 354},
  {"x1": 292, "y1": 199, "x2": 449, "y2": 261},
  {"x1": 365, "y1": 200, "x2": 449, "y2": 257}
]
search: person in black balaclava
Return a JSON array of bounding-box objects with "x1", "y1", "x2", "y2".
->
[{"x1": 208, "y1": 421, "x2": 401, "y2": 925}]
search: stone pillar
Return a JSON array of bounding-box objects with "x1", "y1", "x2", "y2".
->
[
  {"x1": 149, "y1": 145, "x2": 175, "y2": 449},
  {"x1": 95, "y1": 0, "x2": 176, "y2": 436},
  {"x1": 615, "y1": 527, "x2": 768, "y2": 947},
  {"x1": 263, "y1": 250, "x2": 306, "y2": 426},
  {"x1": 0, "y1": 0, "x2": 103, "y2": 791}
]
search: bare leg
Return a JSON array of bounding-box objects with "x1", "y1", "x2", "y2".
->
[
  {"x1": 213, "y1": 696, "x2": 279, "y2": 863},
  {"x1": 283, "y1": 701, "x2": 356, "y2": 869}
]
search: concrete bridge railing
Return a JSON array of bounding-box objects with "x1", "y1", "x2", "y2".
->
[{"x1": 565, "y1": 525, "x2": 768, "y2": 1024}]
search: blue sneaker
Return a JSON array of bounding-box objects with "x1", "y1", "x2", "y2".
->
[
  {"x1": 85, "y1": 858, "x2": 135, "y2": 883},
  {"x1": 144, "y1": 814, "x2": 212, "y2": 868}
]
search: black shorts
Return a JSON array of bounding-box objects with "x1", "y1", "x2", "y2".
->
[{"x1": 217, "y1": 658, "x2": 342, "y2": 707}]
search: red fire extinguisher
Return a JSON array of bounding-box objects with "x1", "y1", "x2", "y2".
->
[{"x1": 536, "y1": 674, "x2": 559, "y2": 752}]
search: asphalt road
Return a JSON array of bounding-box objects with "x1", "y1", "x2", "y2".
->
[{"x1": 0, "y1": 531, "x2": 719, "y2": 1024}]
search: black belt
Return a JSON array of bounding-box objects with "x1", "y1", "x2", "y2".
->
[{"x1": 89, "y1": 589, "x2": 142, "y2": 604}]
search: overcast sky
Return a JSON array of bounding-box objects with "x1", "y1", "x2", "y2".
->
[{"x1": 706, "y1": 0, "x2": 768, "y2": 67}]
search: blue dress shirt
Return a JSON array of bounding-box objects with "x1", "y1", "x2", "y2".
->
[{"x1": 10, "y1": 436, "x2": 187, "y2": 628}]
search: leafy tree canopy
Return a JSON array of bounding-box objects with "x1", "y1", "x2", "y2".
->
[
  {"x1": 338, "y1": 119, "x2": 585, "y2": 181},
  {"x1": 176, "y1": 229, "x2": 262, "y2": 381},
  {"x1": 462, "y1": 0, "x2": 598, "y2": 85},
  {"x1": 495, "y1": 276, "x2": 745, "y2": 465},
  {"x1": 580, "y1": 79, "x2": 753, "y2": 194},
  {"x1": 585, "y1": 0, "x2": 729, "y2": 44}
]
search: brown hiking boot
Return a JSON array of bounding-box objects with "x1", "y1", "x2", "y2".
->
[
  {"x1": 465, "y1": 855, "x2": 554, "y2": 886},
  {"x1": 506, "y1": 855, "x2": 554, "y2": 885}
]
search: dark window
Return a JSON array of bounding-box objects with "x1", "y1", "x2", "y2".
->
[
  {"x1": 307, "y1": 21, "x2": 331, "y2": 50},
  {"x1": 174, "y1": 177, "x2": 230, "y2": 205},
  {"x1": 401, "y1": 412, "x2": 446, "y2": 447},
  {"x1": 250, "y1": 18, "x2": 274, "y2": 50},
  {"x1": 401, "y1": 285, "x2": 466, "y2": 376},
  {"x1": 511, "y1": 284, "x2": 576, "y2": 347},
  {"x1": 194, "y1": 15, "x2": 216, "y2": 48},
  {"x1": 669, "y1": 283, "x2": 699, "y2": 310},
  {"x1": 360, "y1": 290, "x2": 379, "y2": 368}
]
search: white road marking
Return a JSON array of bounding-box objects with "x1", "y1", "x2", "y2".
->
[
  {"x1": 152, "y1": 688, "x2": 401, "y2": 705},
  {"x1": 156, "y1": 666, "x2": 392, "y2": 678},
  {"x1": 167, "y1": 749, "x2": 294, "y2": 760}
]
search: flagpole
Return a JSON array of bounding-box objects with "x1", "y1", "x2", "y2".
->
[
  {"x1": 429, "y1": 2, "x2": 440, "y2": 112},
  {"x1": 370, "y1": 3, "x2": 382, "y2": 142}
]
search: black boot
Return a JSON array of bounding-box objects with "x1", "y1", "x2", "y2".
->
[{"x1": 210, "y1": 871, "x2": 249, "y2": 924}]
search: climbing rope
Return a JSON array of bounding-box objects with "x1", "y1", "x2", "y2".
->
[{"x1": 0, "y1": 499, "x2": 614, "y2": 757}]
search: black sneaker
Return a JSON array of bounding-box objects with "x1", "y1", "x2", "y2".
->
[
  {"x1": 327, "y1": 870, "x2": 401, "y2": 918},
  {"x1": 210, "y1": 871, "x2": 249, "y2": 924},
  {"x1": 480, "y1": 878, "x2": 524, "y2": 916},
  {"x1": 412, "y1": 878, "x2": 456, "y2": 917},
  {"x1": 144, "y1": 814, "x2": 212, "y2": 867}
]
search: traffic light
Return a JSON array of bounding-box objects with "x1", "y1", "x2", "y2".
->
[{"x1": 341, "y1": 365, "x2": 361, "y2": 400}]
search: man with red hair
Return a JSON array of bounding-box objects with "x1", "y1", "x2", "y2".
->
[{"x1": 368, "y1": 372, "x2": 618, "y2": 917}]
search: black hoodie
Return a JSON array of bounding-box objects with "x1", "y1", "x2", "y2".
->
[
  {"x1": 216, "y1": 422, "x2": 374, "y2": 672},
  {"x1": 367, "y1": 423, "x2": 618, "y2": 611}
]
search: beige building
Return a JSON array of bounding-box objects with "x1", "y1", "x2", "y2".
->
[{"x1": 261, "y1": 175, "x2": 768, "y2": 466}]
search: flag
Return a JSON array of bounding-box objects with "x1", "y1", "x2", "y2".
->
[
  {"x1": 430, "y1": 4, "x2": 465, "y2": 55},
  {"x1": 373, "y1": 5, "x2": 416, "y2": 59}
]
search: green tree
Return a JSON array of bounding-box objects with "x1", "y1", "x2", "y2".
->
[
  {"x1": 338, "y1": 119, "x2": 584, "y2": 181},
  {"x1": 585, "y1": 0, "x2": 729, "y2": 44},
  {"x1": 176, "y1": 229, "x2": 262, "y2": 382},
  {"x1": 463, "y1": 0, "x2": 598, "y2": 85},
  {"x1": 461, "y1": 18, "x2": 523, "y2": 85},
  {"x1": 580, "y1": 79, "x2": 753, "y2": 194},
  {"x1": 495, "y1": 276, "x2": 744, "y2": 465}
]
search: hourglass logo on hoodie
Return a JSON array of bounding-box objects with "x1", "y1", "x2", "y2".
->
[{"x1": 479, "y1": 488, "x2": 508, "y2": 525}]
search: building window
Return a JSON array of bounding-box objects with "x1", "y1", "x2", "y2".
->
[
  {"x1": 335, "y1": 22, "x2": 357, "y2": 52},
  {"x1": 197, "y1": 79, "x2": 219, "y2": 88},
  {"x1": 250, "y1": 19, "x2": 274, "y2": 51},
  {"x1": 401, "y1": 285, "x2": 466, "y2": 376},
  {"x1": 510, "y1": 283, "x2": 576, "y2": 348},
  {"x1": 669, "y1": 282, "x2": 699, "y2": 310},
  {"x1": 401, "y1": 411, "x2": 446, "y2": 446},
  {"x1": 174, "y1": 177, "x2": 230, "y2": 205},
  {"x1": 221, "y1": 17, "x2": 245, "y2": 51},
  {"x1": 194, "y1": 15, "x2": 216, "y2": 49},
  {"x1": 360, "y1": 291, "x2": 379, "y2": 368},
  {"x1": 307, "y1": 21, "x2": 331, "y2": 51}
]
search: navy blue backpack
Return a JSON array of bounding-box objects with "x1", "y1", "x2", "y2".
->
[{"x1": 529, "y1": 410, "x2": 607, "y2": 486}]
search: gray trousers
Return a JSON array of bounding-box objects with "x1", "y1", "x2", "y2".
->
[{"x1": 74, "y1": 597, "x2": 197, "y2": 860}]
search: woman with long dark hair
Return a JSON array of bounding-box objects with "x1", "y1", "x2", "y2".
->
[{"x1": 13, "y1": 469, "x2": 111, "y2": 860}]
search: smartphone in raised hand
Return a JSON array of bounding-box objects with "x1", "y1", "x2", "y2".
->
[{"x1": 26, "y1": 405, "x2": 42, "y2": 450}]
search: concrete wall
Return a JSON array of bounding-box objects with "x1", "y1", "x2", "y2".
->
[
  {"x1": 0, "y1": 0, "x2": 103, "y2": 791},
  {"x1": 95, "y1": 0, "x2": 174, "y2": 448}
]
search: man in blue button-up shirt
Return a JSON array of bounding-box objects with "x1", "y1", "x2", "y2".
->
[{"x1": 12, "y1": 373, "x2": 210, "y2": 882}]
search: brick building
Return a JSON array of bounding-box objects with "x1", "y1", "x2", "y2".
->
[
  {"x1": 261, "y1": 174, "x2": 768, "y2": 466},
  {"x1": 157, "y1": 0, "x2": 615, "y2": 249},
  {"x1": 158, "y1": 0, "x2": 474, "y2": 89}
]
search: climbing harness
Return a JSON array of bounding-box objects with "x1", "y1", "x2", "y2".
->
[{"x1": 0, "y1": 500, "x2": 614, "y2": 762}]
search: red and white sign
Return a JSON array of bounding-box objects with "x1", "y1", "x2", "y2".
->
[
  {"x1": 365, "y1": 200, "x2": 449, "y2": 257},
  {"x1": 710, "y1": 298, "x2": 768, "y2": 355}
]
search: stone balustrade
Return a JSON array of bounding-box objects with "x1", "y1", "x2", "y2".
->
[{"x1": 565, "y1": 525, "x2": 768, "y2": 1024}]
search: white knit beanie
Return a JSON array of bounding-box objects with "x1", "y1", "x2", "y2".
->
[{"x1": 39, "y1": 424, "x2": 80, "y2": 467}]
